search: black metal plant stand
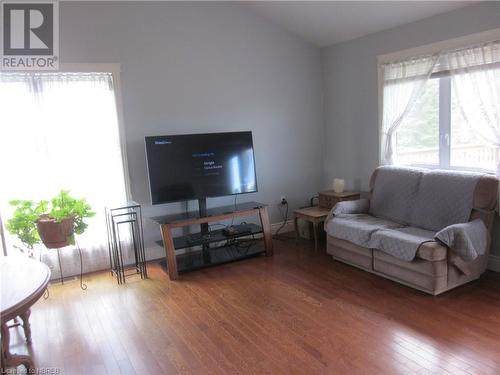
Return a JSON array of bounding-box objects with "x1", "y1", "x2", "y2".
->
[
  {"x1": 40, "y1": 240, "x2": 87, "y2": 298},
  {"x1": 105, "y1": 202, "x2": 147, "y2": 284}
]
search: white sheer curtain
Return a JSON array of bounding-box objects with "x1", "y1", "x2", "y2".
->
[
  {"x1": 0, "y1": 72, "x2": 128, "y2": 274},
  {"x1": 381, "y1": 55, "x2": 438, "y2": 164},
  {"x1": 446, "y1": 41, "x2": 500, "y2": 175}
]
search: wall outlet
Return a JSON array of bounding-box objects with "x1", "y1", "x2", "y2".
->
[{"x1": 280, "y1": 196, "x2": 287, "y2": 205}]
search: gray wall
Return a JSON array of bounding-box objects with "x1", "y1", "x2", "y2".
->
[
  {"x1": 59, "y1": 2, "x2": 324, "y2": 254},
  {"x1": 321, "y1": 2, "x2": 500, "y2": 255}
]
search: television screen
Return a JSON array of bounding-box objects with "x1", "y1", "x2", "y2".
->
[{"x1": 145, "y1": 131, "x2": 257, "y2": 204}]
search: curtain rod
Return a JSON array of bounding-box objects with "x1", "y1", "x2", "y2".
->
[
  {"x1": 381, "y1": 40, "x2": 499, "y2": 67},
  {"x1": 383, "y1": 60, "x2": 500, "y2": 84}
]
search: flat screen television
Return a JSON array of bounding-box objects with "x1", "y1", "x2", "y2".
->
[{"x1": 145, "y1": 131, "x2": 257, "y2": 205}]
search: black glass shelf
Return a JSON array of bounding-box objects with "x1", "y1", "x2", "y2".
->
[
  {"x1": 155, "y1": 223, "x2": 263, "y2": 250},
  {"x1": 158, "y1": 240, "x2": 265, "y2": 274},
  {"x1": 150, "y1": 201, "x2": 266, "y2": 225}
]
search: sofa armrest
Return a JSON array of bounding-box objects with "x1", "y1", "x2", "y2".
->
[
  {"x1": 435, "y1": 218, "x2": 488, "y2": 261},
  {"x1": 416, "y1": 241, "x2": 447, "y2": 262},
  {"x1": 332, "y1": 198, "x2": 370, "y2": 215},
  {"x1": 325, "y1": 199, "x2": 370, "y2": 226}
]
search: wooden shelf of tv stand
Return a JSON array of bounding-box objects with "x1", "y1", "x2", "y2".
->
[{"x1": 152, "y1": 201, "x2": 274, "y2": 280}]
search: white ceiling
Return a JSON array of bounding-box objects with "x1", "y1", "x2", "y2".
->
[{"x1": 245, "y1": 1, "x2": 475, "y2": 47}]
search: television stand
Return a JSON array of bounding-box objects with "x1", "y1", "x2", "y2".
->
[{"x1": 151, "y1": 201, "x2": 273, "y2": 280}]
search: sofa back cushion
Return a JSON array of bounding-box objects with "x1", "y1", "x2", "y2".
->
[
  {"x1": 369, "y1": 166, "x2": 423, "y2": 225},
  {"x1": 409, "y1": 170, "x2": 481, "y2": 231}
]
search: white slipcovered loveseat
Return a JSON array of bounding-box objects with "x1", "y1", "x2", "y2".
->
[{"x1": 325, "y1": 166, "x2": 498, "y2": 295}]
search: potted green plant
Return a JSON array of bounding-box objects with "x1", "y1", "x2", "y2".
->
[{"x1": 6, "y1": 190, "x2": 95, "y2": 251}]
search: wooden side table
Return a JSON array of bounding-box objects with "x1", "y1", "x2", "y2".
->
[
  {"x1": 294, "y1": 206, "x2": 331, "y2": 251},
  {"x1": 295, "y1": 191, "x2": 361, "y2": 251},
  {"x1": 318, "y1": 190, "x2": 360, "y2": 209}
]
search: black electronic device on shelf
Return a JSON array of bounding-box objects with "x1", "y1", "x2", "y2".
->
[{"x1": 222, "y1": 224, "x2": 253, "y2": 237}]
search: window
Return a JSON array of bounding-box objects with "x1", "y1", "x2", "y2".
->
[
  {"x1": 381, "y1": 40, "x2": 500, "y2": 174},
  {"x1": 395, "y1": 78, "x2": 439, "y2": 166},
  {"x1": 450, "y1": 81, "x2": 499, "y2": 172},
  {"x1": 0, "y1": 72, "x2": 128, "y2": 270},
  {"x1": 393, "y1": 68, "x2": 500, "y2": 172}
]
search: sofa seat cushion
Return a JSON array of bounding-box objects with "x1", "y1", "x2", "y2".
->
[
  {"x1": 371, "y1": 226, "x2": 437, "y2": 262},
  {"x1": 373, "y1": 251, "x2": 448, "y2": 294},
  {"x1": 325, "y1": 214, "x2": 402, "y2": 248},
  {"x1": 327, "y1": 236, "x2": 374, "y2": 270}
]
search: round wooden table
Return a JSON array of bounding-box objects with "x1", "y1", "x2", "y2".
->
[{"x1": 1, "y1": 256, "x2": 50, "y2": 370}]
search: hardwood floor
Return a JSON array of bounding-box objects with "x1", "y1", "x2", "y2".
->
[{"x1": 7, "y1": 237, "x2": 500, "y2": 374}]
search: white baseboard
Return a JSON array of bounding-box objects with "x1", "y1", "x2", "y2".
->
[
  {"x1": 488, "y1": 255, "x2": 500, "y2": 272},
  {"x1": 271, "y1": 220, "x2": 294, "y2": 235}
]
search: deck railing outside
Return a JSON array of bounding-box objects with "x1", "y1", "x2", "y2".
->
[{"x1": 396, "y1": 144, "x2": 499, "y2": 170}]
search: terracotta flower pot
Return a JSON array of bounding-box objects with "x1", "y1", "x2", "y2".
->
[{"x1": 36, "y1": 215, "x2": 75, "y2": 249}]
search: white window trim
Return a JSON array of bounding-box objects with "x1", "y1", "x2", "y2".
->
[
  {"x1": 377, "y1": 28, "x2": 500, "y2": 168},
  {"x1": 52, "y1": 63, "x2": 133, "y2": 200}
]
